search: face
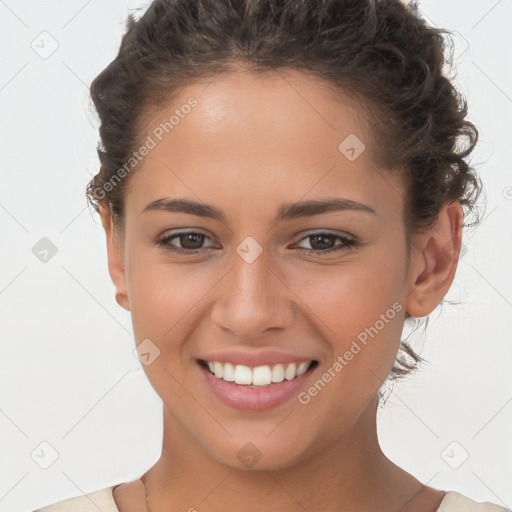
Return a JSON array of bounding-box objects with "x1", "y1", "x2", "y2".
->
[{"x1": 102, "y1": 68, "x2": 455, "y2": 471}]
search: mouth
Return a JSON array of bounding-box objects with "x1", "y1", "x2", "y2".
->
[
  {"x1": 198, "y1": 359, "x2": 318, "y2": 387},
  {"x1": 196, "y1": 358, "x2": 319, "y2": 411}
]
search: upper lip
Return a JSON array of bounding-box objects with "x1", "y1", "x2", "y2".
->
[{"x1": 197, "y1": 350, "x2": 317, "y2": 368}]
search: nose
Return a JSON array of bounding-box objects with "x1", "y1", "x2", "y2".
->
[{"x1": 210, "y1": 248, "x2": 295, "y2": 340}]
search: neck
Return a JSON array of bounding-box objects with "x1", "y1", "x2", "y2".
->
[{"x1": 143, "y1": 396, "x2": 435, "y2": 512}]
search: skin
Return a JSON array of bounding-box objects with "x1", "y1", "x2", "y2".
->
[{"x1": 100, "y1": 67, "x2": 462, "y2": 512}]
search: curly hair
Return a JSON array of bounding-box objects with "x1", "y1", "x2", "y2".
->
[{"x1": 86, "y1": 0, "x2": 482, "y2": 394}]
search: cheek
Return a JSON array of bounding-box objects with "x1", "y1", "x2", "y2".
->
[
  {"x1": 289, "y1": 251, "x2": 407, "y2": 403},
  {"x1": 125, "y1": 252, "x2": 218, "y2": 347},
  {"x1": 296, "y1": 272, "x2": 404, "y2": 427},
  {"x1": 125, "y1": 258, "x2": 210, "y2": 400},
  {"x1": 291, "y1": 255, "x2": 406, "y2": 339}
]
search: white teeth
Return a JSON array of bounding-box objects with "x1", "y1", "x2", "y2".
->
[
  {"x1": 222, "y1": 362, "x2": 235, "y2": 382},
  {"x1": 284, "y1": 362, "x2": 296, "y2": 380},
  {"x1": 271, "y1": 364, "x2": 285, "y2": 383},
  {"x1": 296, "y1": 362, "x2": 309, "y2": 377},
  {"x1": 234, "y1": 365, "x2": 252, "y2": 385},
  {"x1": 213, "y1": 361, "x2": 223, "y2": 378},
  {"x1": 252, "y1": 365, "x2": 272, "y2": 386},
  {"x1": 204, "y1": 360, "x2": 314, "y2": 386}
]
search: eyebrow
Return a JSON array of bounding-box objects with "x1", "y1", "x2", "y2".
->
[{"x1": 142, "y1": 197, "x2": 376, "y2": 221}]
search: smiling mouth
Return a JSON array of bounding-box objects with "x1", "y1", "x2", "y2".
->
[{"x1": 198, "y1": 359, "x2": 319, "y2": 388}]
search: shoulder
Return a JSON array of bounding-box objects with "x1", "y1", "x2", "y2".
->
[
  {"x1": 32, "y1": 486, "x2": 119, "y2": 512},
  {"x1": 437, "y1": 491, "x2": 510, "y2": 512}
]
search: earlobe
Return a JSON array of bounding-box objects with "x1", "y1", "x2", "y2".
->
[
  {"x1": 405, "y1": 201, "x2": 463, "y2": 318},
  {"x1": 99, "y1": 205, "x2": 131, "y2": 311}
]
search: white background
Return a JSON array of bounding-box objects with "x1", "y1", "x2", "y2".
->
[{"x1": 0, "y1": 1, "x2": 511, "y2": 511}]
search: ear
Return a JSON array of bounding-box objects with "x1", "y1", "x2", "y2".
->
[
  {"x1": 405, "y1": 201, "x2": 463, "y2": 318},
  {"x1": 99, "y1": 205, "x2": 131, "y2": 311}
]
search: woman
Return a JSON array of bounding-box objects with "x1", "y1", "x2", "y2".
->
[{"x1": 34, "y1": 0, "x2": 509, "y2": 510}]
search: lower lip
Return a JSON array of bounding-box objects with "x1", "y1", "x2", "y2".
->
[{"x1": 198, "y1": 361, "x2": 317, "y2": 411}]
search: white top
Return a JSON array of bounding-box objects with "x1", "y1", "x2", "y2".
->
[{"x1": 32, "y1": 486, "x2": 511, "y2": 512}]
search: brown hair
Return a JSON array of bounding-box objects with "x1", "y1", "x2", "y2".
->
[{"x1": 86, "y1": 0, "x2": 482, "y2": 393}]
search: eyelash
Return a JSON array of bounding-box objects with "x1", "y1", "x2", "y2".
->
[{"x1": 156, "y1": 231, "x2": 359, "y2": 256}]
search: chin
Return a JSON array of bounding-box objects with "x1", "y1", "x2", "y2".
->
[{"x1": 204, "y1": 434, "x2": 315, "y2": 472}]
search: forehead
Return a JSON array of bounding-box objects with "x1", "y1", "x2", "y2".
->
[{"x1": 124, "y1": 68, "x2": 403, "y2": 221}]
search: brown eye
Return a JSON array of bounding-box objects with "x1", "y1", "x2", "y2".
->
[
  {"x1": 177, "y1": 233, "x2": 205, "y2": 249},
  {"x1": 294, "y1": 233, "x2": 358, "y2": 255},
  {"x1": 157, "y1": 232, "x2": 214, "y2": 254}
]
